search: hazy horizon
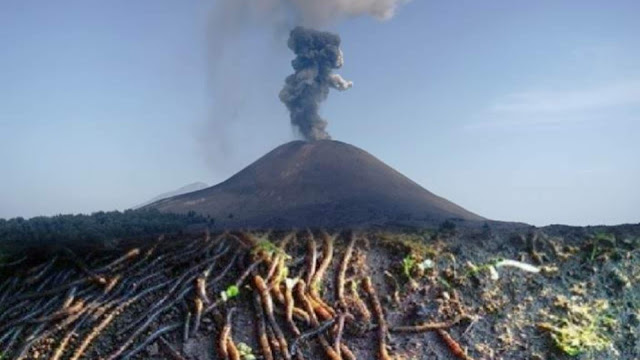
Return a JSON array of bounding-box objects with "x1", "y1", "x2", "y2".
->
[{"x1": 1, "y1": 1, "x2": 639, "y2": 227}]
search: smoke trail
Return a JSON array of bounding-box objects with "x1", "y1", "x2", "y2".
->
[
  {"x1": 210, "y1": 0, "x2": 410, "y2": 29},
  {"x1": 201, "y1": 0, "x2": 410, "y2": 159},
  {"x1": 286, "y1": 0, "x2": 410, "y2": 26},
  {"x1": 279, "y1": 27, "x2": 352, "y2": 141}
]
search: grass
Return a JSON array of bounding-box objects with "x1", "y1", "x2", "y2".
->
[
  {"x1": 402, "y1": 255, "x2": 417, "y2": 280},
  {"x1": 378, "y1": 231, "x2": 442, "y2": 285}
]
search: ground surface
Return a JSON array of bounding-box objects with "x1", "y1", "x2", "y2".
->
[{"x1": 0, "y1": 224, "x2": 638, "y2": 360}]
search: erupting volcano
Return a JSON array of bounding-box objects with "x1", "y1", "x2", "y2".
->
[
  {"x1": 147, "y1": 140, "x2": 485, "y2": 229},
  {"x1": 147, "y1": 26, "x2": 484, "y2": 229}
]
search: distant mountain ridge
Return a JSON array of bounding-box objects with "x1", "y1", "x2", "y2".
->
[
  {"x1": 146, "y1": 140, "x2": 486, "y2": 229},
  {"x1": 133, "y1": 182, "x2": 208, "y2": 210}
]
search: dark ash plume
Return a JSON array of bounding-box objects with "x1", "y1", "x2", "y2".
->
[{"x1": 279, "y1": 26, "x2": 353, "y2": 141}]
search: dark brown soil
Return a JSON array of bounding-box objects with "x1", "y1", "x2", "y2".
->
[{"x1": 1, "y1": 223, "x2": 638, "y2": 360}]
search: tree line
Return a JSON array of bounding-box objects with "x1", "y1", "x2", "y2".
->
[{"x1": 0, "y1": 209, "x2": 208, "y2": 257}]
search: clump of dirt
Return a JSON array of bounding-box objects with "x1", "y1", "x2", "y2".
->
[{"x1": 0, "y1": 224, "x2": 638, "y2": 360}]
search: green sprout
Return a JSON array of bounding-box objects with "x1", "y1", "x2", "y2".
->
[
  {"x1": 465, "y1": 258, "x2": 503, "y2": 277},
  {"x1": 220, "y1": 285, "x2": 240, "y2": 302}
]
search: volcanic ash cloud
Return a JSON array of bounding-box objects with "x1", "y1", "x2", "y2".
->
[{"x1": 279, "y1": 26, "x2": 353, "y2": 141}]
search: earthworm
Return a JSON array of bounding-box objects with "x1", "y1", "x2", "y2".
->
[
  {"x1": 337, "y1": 233, "x2": 356, "y2": 307},
  {"x1": 339, "y1": 344, "x2": 356, "y2": 360},
  {"x1": 220, "y1": 308, "x2": 241, "y2": 360},
  {"x1": 265, "y1": 253, "x2": 282, "y2": 284},
  {"x1": 269, "y1": 278, "x2": 309, "y2": 322},
  {"x1": 30, "y1": 299, "x2": 84, "y2": 323},
  {"x1": 219, "y1": 308, "x2": 233, "y2": 360},
  {"x1": 334, "y1": 312, "x2": 347, "y2": 355},
  {"x1": 270, "y1": 278, "x2": 309, "y2": 324},
  {"x1": 69, "y1": 303, "x2": 123, "y2": 360},
  {"x1": 307, "y1": 232, "x2": 336, "y2": 319},
  {"x1": 267, "y1": 233, "x2": 293, "y2": 289},
  {"x1": 294, "y1": 281, "x2": 342, "y2": 360},
  {"x1": 13, "y1": 296, "x2": 99, "y2": 360},
  {"x1": 346, "y1": 279, "x2": 371, "y2": 323},
  {"x1": 305, "y1": 232, "x2": 317, "y2": 286},
  {"x1": 273, "y1": 304, "x2": 311, "y2": 324},
  {"x1": 254, "y1": 275, "x2": 291, "y2": 360},
  {"x1": 195, "y1": 276, "x2": 211, "y2": 304},
  {"x1": 19, "y1": 272, "x2": 165, "y2": 360},
  {"x1": 266, "y1": 324, "x2": 285, "y2": 360},
  {"x1": 103, "y1": 274, "x2": 121, "y2": 294},
  {"x1": 253, "y1": 292, "x2": 274, "y2": 360},
  {"x1": 92, "y1": 248, "x2": 140, "y2": 273},
  {"x1": 191, "y1": 297, "x2": 204, "y2": 336},
  {"x1": 308, "y1": 295, "x2": 335, "y2": 321},
  {"x1": 437, "y1": 329, "x2": 475, "y2": 360},
  {"x1": 363, "y1": 276, "x2": 393, "y2": 360},
  {"x1": 284, "y1": 278, "x2": 302, "y2": 336},
  {"x1": 310, "y1": 232, "x2": 334, "y2": 298},
  {"x1": 50, "y1": 311, "x2": 90, "y2": 360},
  {"x1": 390, "y1": 316, "x2": 463, "y2": 333}
]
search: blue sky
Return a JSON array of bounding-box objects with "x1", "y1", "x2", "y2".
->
[{"x1": 1, "y1": 0, "x2": 638, "y2": 226}]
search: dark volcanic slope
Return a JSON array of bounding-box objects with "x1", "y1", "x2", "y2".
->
[{"x1": 148, "y1": 140, "x2": 485, "y2": 228}]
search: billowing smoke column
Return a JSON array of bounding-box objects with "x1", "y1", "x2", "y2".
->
[{"x1": 279, "y1": 27, "x2": 353, "y2": 141}]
